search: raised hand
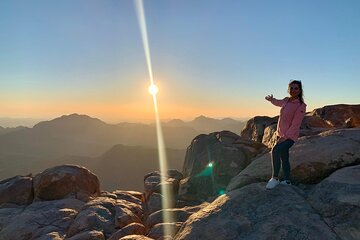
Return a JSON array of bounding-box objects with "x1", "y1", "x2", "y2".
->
[{"x1": 265, "y1": 94, "x2": 273, "y2": 102}]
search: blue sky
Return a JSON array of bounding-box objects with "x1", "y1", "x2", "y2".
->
[{"x1": 0, "y1": 0, "x2": 359, "y2": 123}]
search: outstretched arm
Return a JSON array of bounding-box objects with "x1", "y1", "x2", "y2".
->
[{"x1": 265, "y1": 94, "x2": 287, "y2": 107}]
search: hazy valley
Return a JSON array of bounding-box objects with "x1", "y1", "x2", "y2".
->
[{"x1": 0, "y1": 114, "x2": 245, "y2": 191}]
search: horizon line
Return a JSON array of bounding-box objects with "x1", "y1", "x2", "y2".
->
[{"x1": 0, "y1": 113, "x2": 251, "y2": 128}]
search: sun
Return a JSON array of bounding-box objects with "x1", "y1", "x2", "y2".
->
[{"x1": 148, "y1": 84, "x2": 159, "y2": 95}]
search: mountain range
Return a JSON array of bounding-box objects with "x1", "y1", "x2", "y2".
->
[{"x1": 0, "y1": 113, "x2": 245, "y2": 190}]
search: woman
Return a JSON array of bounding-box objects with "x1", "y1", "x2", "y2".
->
[{"x1": 265, "y1": 80, "x2": 306, "y2": 189}]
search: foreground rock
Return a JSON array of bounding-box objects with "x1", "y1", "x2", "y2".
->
[
  {"x1": 1, "y1": 104, "x2": 359, "y2": 239},
  {"x1": 146, "y1": 203, "x2": 208, "y2": 229},
  {"x1": 67, "y1": 230, "x2": 105, "y2": 240},
  {"x1": 307, "y1": 165, "x2": 360, "y2": 240},
  {"x1": 0, "y1": 175, "x2": 33, "y2": 205},
  {"x1": 143, "y1": 170, "x2": 183, "y2": 220},
  {"x1": 241, "y1": 115, "x2": 334, "y2": 148},
  {"x1": 240, "y1": 104, "x2": 359, "y2": 148},
  {"x1": 67, "y1": 197, "x2": 117, "y2": 238},
  {"x1": 144, "y1": 171, "x2": 183, "y2": 199},
  {"x1": 0, "y1": 164, "x2": 146, "y2": 240},
  {"x1": 310, "y1": 104, "x2": 360, "y2": 127},
  {"x1": 240, "y1": 116, "x2": 278, "y2": 143},
  {"x1": 33, "y1": 165, "x2": 100, "y2": 202},
  {"x1": 119, "y1": 235, "x2": 154, "y2": 240},
  {"x1": 175, "y1": 182, "x2": 338, "y2": 240},
  {"x1": 227, "y1": 129, "x2": 360, "y2": 191},
  {"x1": 0, "y1": 206, "x2": 25, "y2": 234},
  {"x1": 179, "y1": 131, "x2": 267, "y2": 202},
  {"x1": 108, "y1": 223, "x2": 146, "y2": 240},
  {"x1": 0, "y1": 198, "x2": 84, "y2": 240},
  {"x1": 148, "y1": 222, "x2": 182, "y2": 239}
]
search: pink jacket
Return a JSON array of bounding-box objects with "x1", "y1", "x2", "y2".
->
[{"x1": 270, "y1": 97, "x2": 306, "y2": 141}]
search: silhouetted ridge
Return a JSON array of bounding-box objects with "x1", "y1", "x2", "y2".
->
[
  {"x1": 167, "y1": 119, "x2": 185, "y2": 124},
  {"x1": 219, "y1": 118, "x2": 239, "y2": 126},
  {"x1": 165, "y1": 119, "x2": 186, "y2": 127},
  {"x1": 191, "y1": 115, "x2": 213, "y2": 122},
  {"x1": 33, "y1": 113, "x2": 107, "y2": 130},
  {"x1": 0, "y1": 126, "x2": 27, "y2": 136}
]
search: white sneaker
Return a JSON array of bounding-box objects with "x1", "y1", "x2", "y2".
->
[
  {"x1": 266, "y1": 178, "x2": 280, "y2": 189},
  {"x1": 280, "y1": 180, "x2": 291, "y2": 186}
]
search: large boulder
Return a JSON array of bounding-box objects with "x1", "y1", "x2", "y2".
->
[
  {"x1": 116, "y1": 199, "x2": 144, "y2": 225},
  {"x1": 33, "y1": 165, "x2": 100, "y2": 202},
  {"x1": 240, "y1": 104, "x2": 359, "y2": 148},
  {"x1": 240, "y1": 116, "x2": 278, "y2": 142},
  {"x1": 241, "y1": 115, "x2": 333, "y2": 149},
  {"x1": 0, "y1": 198, "x2": 84, "y2": 240},
  {"x1": 307, "y1": 165, "x2": 360, "y2": 240},
  {"x1": 109, "y1": 223, "x2": 146, "y2": 240},
  {"x1": 67, "y1": 230, "x2": 105, "y2": 240},
  {"x1": 0, "y1": 206, "x2": 24, "y2": 232},
  {"x1": 310, "y1": 104, "x2": 360, "y2": 127},
  {"x1": 37, "y1": 232, "x2": 65, "y2": 240},
  {"x1": 174, "y1": 183, "x2": 337, "y2": 240},
  {"x1": 261, "y1": 124, "x2": 278, "y2": 148},
  {"x1": 301, "y1": 115, "x2": 333, "y2": 129},
  {"x1": 227, "y1": 129, "x2": 360, "y2": 191},
  {"x1": 115, "y1": 202, "x2": 142, "y2": 229},
  {"x1": 113, "y1": 190, "x2": 144, "y2": 205},
  {"x1": 25, "y1": 190, "x2": 145, "y2": 239},
  {"x1": 146, "y1": 203, "x2": 208, "y2": 229},
  {"x1": 144, "y1": 170, "x2": 182, "y2": 201},
  {"x1": 143, "y1": 170, "x2": 182, "y2": 221},
  {"x1": 66, "y1": 197, "x2": 117, "y2": 238},
  {"x1": 146, "y1": 193, "x2": 177, "y2": 215},
  {"x1": 179, "y1": 131, "x2": 267, "y2": 202},
  {"x1": 148, "y1": 222, "x2": 182, "y2": 239},
  {"x1": 0, "y1": 175, "x2": 33, "y2": 205}
]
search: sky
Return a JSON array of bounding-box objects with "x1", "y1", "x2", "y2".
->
[{"x1": 0, "y1": 0, "x2": 359, "y2": 125}]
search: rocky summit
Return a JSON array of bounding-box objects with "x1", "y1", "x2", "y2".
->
[{"x1": 0, "y1": 104, "x2": 359, "y2": 240}]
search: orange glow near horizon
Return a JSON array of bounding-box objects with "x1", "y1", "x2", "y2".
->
[
  {"x1": 0, "y1": 99, "x2": 283, "y2": 123},
  {"x1": 0, "y1": 81, "x2": 297, "y2": 123}
]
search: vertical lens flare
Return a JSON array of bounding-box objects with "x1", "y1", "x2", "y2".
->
[
  {"x1": 134, "y1": 0, "x2": 155, "y2": 86},
  {"x1": 134, "y1": 0, "x2": 175, "y2": 238}
]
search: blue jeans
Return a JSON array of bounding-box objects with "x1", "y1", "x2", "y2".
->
[{"x1": 271, "y1": 139, "x2": 295, "y2": 181}]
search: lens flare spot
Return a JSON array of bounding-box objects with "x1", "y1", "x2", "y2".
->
[
  {"x1": 208, "y1": 162, "x2": 213, "y2": 168},
  {"x1": 218, "y1": 189, "x2": 226, "y2": 195},
  {"x1": 148, "y1": 84, "x2": 159, "y2": 95}
]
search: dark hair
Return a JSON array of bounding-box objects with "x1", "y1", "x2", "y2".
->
[{"x1": 288, "y1": 80, "x2": 304, "y2": 104}]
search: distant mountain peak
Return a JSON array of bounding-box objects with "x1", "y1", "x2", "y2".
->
[
  {"x1": 221, "y1": 117, "x2": 235, "y2": 121},
  {"x1": 167, "y1": 119, "x2": 185, "y2": 124},
  {"x1": 58, "y1": 113, "x2": 97, "y2": 121},
  {"x1": 193, "y1": 115, "x2": 213, "y2": 121},
  {"x1": 33, "y1": 113, "x2": 107, "y2": 129},
  {"x1": 196, "y1": 115, "x2": 208, "y2": 119}
]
